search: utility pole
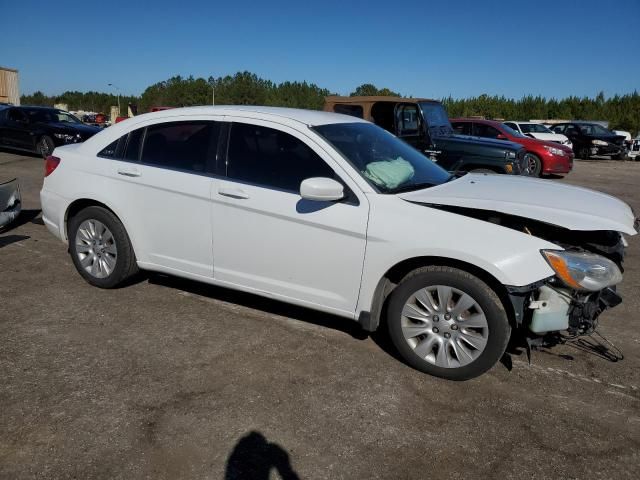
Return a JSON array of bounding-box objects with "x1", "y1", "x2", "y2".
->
[
  {"x1": 108, "y1": 83, "x2": 121, "y2": 115},
  {"x1": 212, "y1": 84, "x2": 215, "y2": 106}
]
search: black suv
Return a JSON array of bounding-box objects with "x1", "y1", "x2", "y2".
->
[
  {"x1": 0, "y1": 106, "x2": 101, "y2": 157},
  {"x1": 550, "y1": 121, "x2": 626, "y2": 160},
  {"x1": 324, "y1": 96, "x2": 527, "y2": 175}
]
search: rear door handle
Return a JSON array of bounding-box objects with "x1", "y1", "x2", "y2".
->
[
  {"x1": 218, "y1": 187, "x2": 249, "y2": 199},
  {"x1": 117, "y1": 168, "x2": 141, "y2": 177}
]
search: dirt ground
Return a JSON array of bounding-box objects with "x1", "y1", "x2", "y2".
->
[{"x1": 1, "y1": 151, "x2": 639, "y2": 479}]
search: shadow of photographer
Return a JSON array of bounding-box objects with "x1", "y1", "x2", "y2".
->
[{"x1": 225, "y1": 431, "x2": 300, "y2": 480}]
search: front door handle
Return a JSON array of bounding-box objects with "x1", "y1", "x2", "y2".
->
[
  {"x1": 117, "y1": 168, "x2": 141, "y2": 177},
  {"x1": 218, "y1": 187, "x2": 250, "y2": 200}
]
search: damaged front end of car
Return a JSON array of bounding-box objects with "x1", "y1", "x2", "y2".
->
[
  {"x1": 429, "y1": 205, "x2": 636, "y2": 342},
  {"x1": 0, "y1": 178, "x2": 22, "y2": 229}
]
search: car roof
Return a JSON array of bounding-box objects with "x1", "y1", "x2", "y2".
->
[
  {"x1": 324, "y1": 96, "x2": 437, "y2": 104},
  {"x1": 450, "y1": 118, "x2": 504, "y2": 127},
  {"x1": 17, "y1": 105, "x2": 62, "y2": 112},
  {"x1": 78, "y1": 105, "x2": 370, "y2": 154},
  {"x1": 121, "y1": 105, "x2": 369, "y2": 127}
]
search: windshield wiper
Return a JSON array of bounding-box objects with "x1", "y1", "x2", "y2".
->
[{"x1": 385, "y1": 182, "x2": 437, "y2": 194}]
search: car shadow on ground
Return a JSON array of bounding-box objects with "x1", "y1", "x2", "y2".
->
[
  {"x1": 148, "y1": 273, "x2": 369, "y2": 340},
  {"x1": 224, "y1": 431, "x2": 300, "y2": 480},
  {"x1": 0, "y1": 147, "x2": 41, "y2": 159},
  {"x1": 0, "y1": 234, "x2": 30, "y2": 248}
]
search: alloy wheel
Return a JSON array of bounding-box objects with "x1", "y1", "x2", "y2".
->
[
  {"x1": 74, "y1": 219, "x2": 118, "y2": 278},
  {"x1": 400, "y1": 285, "x2": 489, "y2": 368}
]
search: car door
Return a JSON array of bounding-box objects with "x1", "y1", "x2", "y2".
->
[
  {"x1": 2, "y1": 108, "x2": 33, "y2": 149},
  {"x1": 96, "y1": 120, "x2": 219, "y2": 278},
  {"x1": 210, "y1": 119, "x2": 369, "y2": 316}
]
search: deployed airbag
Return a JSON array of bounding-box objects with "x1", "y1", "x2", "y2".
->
[
  {"x1": 0, "y1": 178, "x2": 21, "y2": 228},
  {"x1": 364, "y1": 158, "x2": 415, "y2": 189}
]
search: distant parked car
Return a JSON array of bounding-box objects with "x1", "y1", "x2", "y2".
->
[
  {"x1": 0, "y1": 177, "x2": 21, "y2": 229},
  {"x1": 451, "y1": 118, "x2": 573, "y2": 177},
  {"x1": 504, "y1": 121, "x2": 572, "y2": 149},
  {"x1": 0, "y1": 106, "x2": 101, "y2": 157},
  {"x1": 550, "y1": 122, "x2": 626, "y2": 160},
  {"x1": 629, "y1": 135, "x2": 640, "y2": 160}
]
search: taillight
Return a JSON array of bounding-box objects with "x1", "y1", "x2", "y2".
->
[{"x1": 44, "y1": 156, "x2": 61, "y2": 177}]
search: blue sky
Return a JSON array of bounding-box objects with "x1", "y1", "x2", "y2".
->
[{"x1": 2, "y1": 0, "x2": 639, "y2": 99}]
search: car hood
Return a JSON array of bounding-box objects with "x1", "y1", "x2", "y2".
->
[
  {"x1": 398, "y1": 173, "x2": 637, "y2": 235},
  {"x1": 526, "y1": 132, "x2": 568, "y2": 142},
  {"x1": 447, "y1": 134, "x2": 522, "y2": 151},
  {"x1": 47, "y1": 122, "x2": 101, "y2": 135}
]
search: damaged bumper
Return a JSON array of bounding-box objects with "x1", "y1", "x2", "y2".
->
[
  {"x1": 0, "y1": 178, "x2": 21, "y2": 228},
  {"x1": 509, "y1": 282, "x2": 623, "y2": 336}
]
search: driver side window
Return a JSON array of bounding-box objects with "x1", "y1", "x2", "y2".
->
[
  {"x1": 226, "y1": 123, "x2": 336, "y2": 193},
  {"x1": 8, "y1": 109, "x2": 27, "y2": 122},
  {"x1": 395, "y1": 105, "x2": 419, "y2": 137}
]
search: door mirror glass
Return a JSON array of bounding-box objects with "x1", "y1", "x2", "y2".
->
[{"x1": 300, "y1": 177, "x2": 344, "y2": 202}]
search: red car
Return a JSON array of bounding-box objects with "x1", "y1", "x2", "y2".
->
[{"x1": 451, "y1": 118, "x2": 574, "y2": 177}]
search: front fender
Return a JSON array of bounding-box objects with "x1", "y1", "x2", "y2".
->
[{"x1": 355, "y1": 195, "x2": 557, "y2": 317}]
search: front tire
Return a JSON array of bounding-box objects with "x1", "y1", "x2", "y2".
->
[
  {"x1": 387, "y1": 266, "x2": 511, "y2": 380},
  {"x1": 576, "y1": 146, "x2": 590, "y2": 160},
  {"x1": 68, "y1": 206, "x2": 139, "y2": 288},
  {"x1": 524, "y1": 153, "x2": 542, "y2": 176},
  {"x1": 37, "y1": 135, "x2": 55, "y2": 158}
]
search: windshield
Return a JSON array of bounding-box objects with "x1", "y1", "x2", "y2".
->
[
  {"x1": 313, "y1": 122, "x2": 451, "y2": 193},
  {"x1": 500, "y1": 123, "x2": 526, "y2": 138},
  {"x1": 25, "y1": 109, "x2": 82, "y2": 124},
  {"x1": 418, "y1": 102, "x2": 452, "y2": 131},
  {"x1": 518, "y1": 123, "x2": 552, "y2": 134},
  {"x1": 579, "y1": 124, "x2": 612, "y2": 136}
]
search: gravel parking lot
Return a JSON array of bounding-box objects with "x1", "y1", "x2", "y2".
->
[{"x1": 1, "y1": 151, "x2": 639, "y2": 479}]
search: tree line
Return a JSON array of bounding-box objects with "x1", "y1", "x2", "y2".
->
[{"x1": 20, "y1": 72, "x2": 640, "y2": 134}]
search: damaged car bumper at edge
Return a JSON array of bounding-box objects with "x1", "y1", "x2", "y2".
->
[{"x1": 0, "y1": 178, "x2": 21, "y2": 229}]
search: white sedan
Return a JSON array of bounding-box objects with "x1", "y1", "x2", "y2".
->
[
  {"x1": 40, "y1": 106, "x2": 637, "y2": 380},
  {"x1": 504, "y1": 121, "x2": 573, "y2": 149}
]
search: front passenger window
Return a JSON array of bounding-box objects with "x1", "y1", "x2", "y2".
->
[{"x1": 226, "y1": 123, "x2": 336, "y2": 192}]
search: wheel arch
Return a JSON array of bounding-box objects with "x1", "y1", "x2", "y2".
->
[
  {"x1": 64, "y1": 198, "x2": 139, "y2": 257},
  {"x1": 360, "y1": 256, "x2": 516, "y2": 333}
]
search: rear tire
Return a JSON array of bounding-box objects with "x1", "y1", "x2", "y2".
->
[
  {"x1": 37, "y1": 135, "x2": 55, "y2": 158},
  {"x1": 68, "y1": 206, "x2": 139, "y2": 288},
  {"x1": 386, "y1": 266, "x2": 511, "y2": 380}
]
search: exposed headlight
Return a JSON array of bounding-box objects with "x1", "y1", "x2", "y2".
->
[
  {"x1": 541, "y1": 250, "x2": 622, "y2": 291},
  {"x1": 505, "y1": 151, "x2": 517, "y2": 159},
  {"x1": 543, "y1": 145, "x2": 565, "y2": 156},
  {"x1": 53, "y1": 133, "x2": 76, "y2": 142},
  {"x1": 592, "y1": 139, "x2": 608, "y2": 146}
]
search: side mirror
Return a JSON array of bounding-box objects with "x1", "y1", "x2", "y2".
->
[
  {"x1": 300, "y1": 177, "x2": 344, "y2": 202},
  {"x1": 496, "y1": 133, "x2": 507, "y2": 140}
]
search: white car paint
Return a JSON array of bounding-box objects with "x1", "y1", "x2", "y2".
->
[
  {"x1": 40, "y1": 106, "x2": 637, "y2": 324},
  {"x1": 505, "y1": 121, "x2": 573, "y2": 149}
]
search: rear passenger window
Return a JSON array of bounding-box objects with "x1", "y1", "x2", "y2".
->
[
  {"x1": 141, "y1": 121, "x2": 219, "y2": 173},
  {"x1": 98, "y1": 140, "x2": 119, "y2": 158},
  {"x1": 226, "y1": 123, "x2": 335, "y2": 192},
  {"x1": 124, "y1": 128, "x2": 144, "y2": 162}
]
